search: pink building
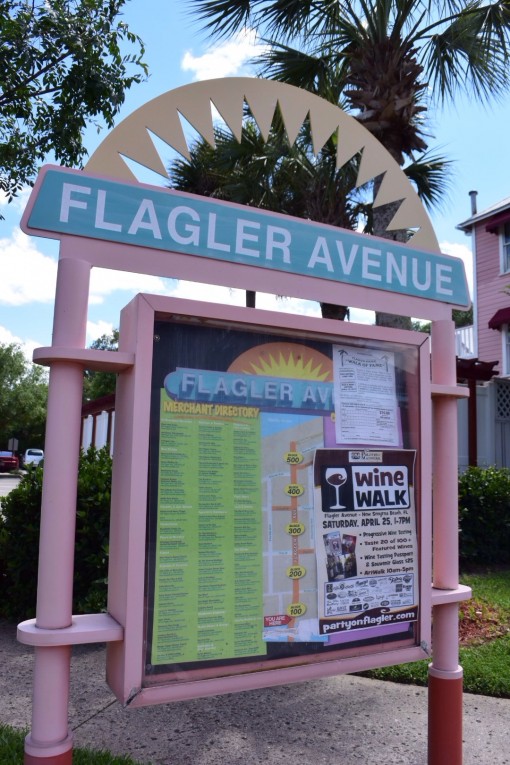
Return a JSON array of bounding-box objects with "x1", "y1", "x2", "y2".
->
[
  {"x1": 457, "y1": 193, "x2": 510, "y2": 468},
  {"x1": 458, "y1": 192, "x2": 510, "y2": 373}
]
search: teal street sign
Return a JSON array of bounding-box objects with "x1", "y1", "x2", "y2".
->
[{"x1": 24, "y1": 166, "x2": 470, "y2": 307}]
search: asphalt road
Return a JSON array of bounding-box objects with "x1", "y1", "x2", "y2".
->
[{"x1": 0, "y1": 474, "x2": 21, "y2": 498}]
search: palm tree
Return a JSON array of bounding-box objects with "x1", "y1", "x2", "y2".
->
[
  {"x1": 170, "y1": 115, "x2": 370, "y2": 317},
  {"x1": 169, "y1": 108, "x2": 452, "y2": 319},
  {"x1": 194, "y1": 1, "x2": 510, "y2": 139},
  {"x1": 191, "y1": 0, "x2": 510, "y2": 326}
]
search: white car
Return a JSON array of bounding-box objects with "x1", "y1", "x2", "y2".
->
[{"x1": 23, "y1": 448, "x2": 44, "y2": 467}]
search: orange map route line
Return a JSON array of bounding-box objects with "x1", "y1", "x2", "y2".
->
[
  {"x1": 292, "y1": 442, "x2": 311, "y2": 624},
  {"x1": 270, "y1": 440, "x2": 315, "y2": 633}
]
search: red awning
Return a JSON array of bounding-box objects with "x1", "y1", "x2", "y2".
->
[
  {"x1": 488, "y1": 307, "x2": 510, "y2": 330},
  {"x1": 456, "y1": 358, "x2": 498, "y2": 382}
]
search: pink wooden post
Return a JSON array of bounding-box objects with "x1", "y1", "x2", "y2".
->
[
  {"x1": 429, "y1": 317, "x2": 463, "y2": 765},
  {"x1": 24, "y1": 252, "x2": 91, "y2": 765}
]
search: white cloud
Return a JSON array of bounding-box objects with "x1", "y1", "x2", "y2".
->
[
  {"x1": 256, "y1": 293, "x2": 322, "y2": 318},
  {"x1": 20, "y1": 338, "x2": 42, "y2": 362},
  {"x1": 440, "y1": 240, "x2": 473, "y2": 297},
  {"x1": 166, "y1": 278, "x2": 324, "y2": 318},
  {"x1": 0, "y1": 229, "x2": 58, "y2": 305},
  {"x1": 0, "y1": 325, "x2": 20, "y2": 344},
  {"x1": 164, "y1": 279, "x2": 378, "y2": 326},
  {"x1": 0, "y1": 231, "x2": 170, "y2": 308},
  {"x1": 89, "y1": 267, "x2": 168, "y2": 305},
  {"x1": 86, "y1": 319, "x2": 115, "y2": 344},
  {"x1": 168, "y1": 279, "x2": 245, "y2": 305},
  {"x1": 181, "y1": 28, "x2": 267, "y2": 81},
  {"x1": 0, "y1": 324, "x2": 42, "y2": 361}
]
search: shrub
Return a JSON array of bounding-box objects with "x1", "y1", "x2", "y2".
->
[
  {"x1": 458, "y1": 466, "x2": 510, "y2": 567},
  {"x1": 0, "y1": 446, "x2": 112, "y2": 620}
]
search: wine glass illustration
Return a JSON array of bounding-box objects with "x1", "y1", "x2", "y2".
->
[{"x1": 325, "y1": 468, "x2": 348, "y2": 510}]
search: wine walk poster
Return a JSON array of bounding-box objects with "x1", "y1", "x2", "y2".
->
[
  {"x1": 314, "y1": 449, "x2": 418, "y2": 639},
  {"x1": 145, "y1": 320, "x2": 421, "y2": 676}
]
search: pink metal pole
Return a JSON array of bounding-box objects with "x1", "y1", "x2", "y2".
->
[
  {"x1": 429, "y1": 317, "x2": 463, "y2": 765},
  {"x1": 25, "y1": 254, "x2": 91, "y2": 765}
]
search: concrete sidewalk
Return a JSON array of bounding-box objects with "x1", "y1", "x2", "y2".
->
[{"x1": 1, "y1": 620, "x2": 508, "y2": 765}]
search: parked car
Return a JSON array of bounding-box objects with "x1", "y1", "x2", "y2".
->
[
  {"x1": 0, "y1": 451, "x2": 19, "y2": 472},
  {"x1": 23, "y1": 448, "x2": 44, "y2": 467}
]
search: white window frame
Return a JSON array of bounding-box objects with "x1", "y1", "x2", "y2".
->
[
  {"x1": 502, "y1": 324, "x2": 510, "y2": 376},
  {"x1": 500, "y1": 222, "x2": 510, "y2": 274}
]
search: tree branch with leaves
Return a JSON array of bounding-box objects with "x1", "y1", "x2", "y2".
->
[{"x1": 0, "y1": 0, "x2": 147, "y2": 205}]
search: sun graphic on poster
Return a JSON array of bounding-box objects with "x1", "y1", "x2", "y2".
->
[{"x1": 228, "y1": 342, "x2": 332, "y2": 381}]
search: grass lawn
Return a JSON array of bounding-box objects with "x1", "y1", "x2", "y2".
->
[
  {"x1": 0, "y1": 724, "x2": 149, "y2": 765},
  {"x1": 360, "y1": 569, "x2": 510, "y2": 697}
]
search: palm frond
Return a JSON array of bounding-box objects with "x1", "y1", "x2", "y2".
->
[
  {"x1": 188, "y1": 0, "x2": 255, "y2": 39},
  {"x1": 258, "y1": 41, "x2": 347, "y2": 102},
  {"x1": 420, "y1": 1, "x2": 510, "y2": 102},
  {"x1": 403, "y1": 149, "x2": 454, "y2": 211},
  {"x1": 167, "y1": 112, "x2": 367, "y2": 230},
  {"x1": 261, "y1": 0, "x2": 338, "y2": 39},
  {"x1": 188, "y1": 0, "x2": 351, "y2": 41}
]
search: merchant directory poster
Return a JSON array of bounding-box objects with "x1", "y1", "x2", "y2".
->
[{"x1": 144, "y1": 319, "x2": 421, "y2": 676}]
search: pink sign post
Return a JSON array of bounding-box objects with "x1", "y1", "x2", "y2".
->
[
  {"x1": 16, "y1": 78, "x2": 471, "y2": 765},
  {"x1": 428, "y1": 318, "x2": 468, "y2": 762}
]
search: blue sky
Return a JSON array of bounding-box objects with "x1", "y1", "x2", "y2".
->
[{"x1": 2, "y1": 0, "x2": 510, "y2": 358}]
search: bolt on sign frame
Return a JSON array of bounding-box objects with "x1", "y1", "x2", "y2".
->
[{"x1": 17, "y1": 78, "x2": 471, "y2": 765}]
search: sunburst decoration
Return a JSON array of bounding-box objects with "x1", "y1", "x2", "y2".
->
[
  {"x1": 84, "y1": 78, "x2": 439, "y2": 253},
  {"x1": 228, "y1": 343, "x2": 332, "y2": 381}
]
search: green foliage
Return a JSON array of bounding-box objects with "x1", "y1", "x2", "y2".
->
[
  {"x1": 0, "y1": 723, "x2": 25, "y2": 765},
  {"x1": 0, "y1": 446, "x2": 112, "y2": 619},
  {"x1": 0, "y1": 342, "x2": 47, "y2": 455},
  {"x1": 461, "y1": 569, "x2": 510, "y2": 609},
  {"x1": 74, "y1": 445, "x2": 112, "y2": 612},
  {"x1": 403, "y1": 150, "x2": 454, "y2": 213},
  {"x1": 169, "y1": 116, "x2": 369, "y2": 317},
  {"x1": 410, "y1": 307, "x2": 472, "y2": 334},
  {"x1": 361, "y1": 570, "x2": 510, "y2": 697},
  {"x1": 83, "y1": 329, "x2": 119, "y2": 401},
  {"x1": 0, "y1": 467, "x2": 42, "y2": 616},
  {"x1": 0, "y1": 0, "x2": 147, "y2": 204},
  {"x1": 459, "y1": 637, "x2": 510, "y2": 697},
  {"x1": 359, "y1": 657, "x2": 429, "y2": 687},
  {"x1": 360, "y1": 636, "x2": 510, "y2": 697},
  {"x1": 458, "y1": 466, "x2": 510, "y2": 566},
  {"x1": 194, "y1": 1, "x2": 510, "y2": 135},
  {"x1": 0, "y1": 724, "x2": 148, "y2": 765},
  {"x1": 170, "y1": 118, "x2": 368, "y2": 230},
  {"x1": 411, "y1": 320, "x2": 431, "y2": 333},
  {"x1": 453, "y1": 306, "x2": 473, "y2": 328}
]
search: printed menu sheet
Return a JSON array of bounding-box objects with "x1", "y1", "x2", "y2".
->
[{"x1": 333, "y1": 345, "x2": 401, "y2": 446}]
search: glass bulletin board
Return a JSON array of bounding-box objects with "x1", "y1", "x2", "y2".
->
[{"x1": 143, "y1": 314, "x2": 426, "y2": 687}]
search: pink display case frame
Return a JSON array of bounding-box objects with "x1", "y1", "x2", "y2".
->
[{"x1": 105, "y1": 293, "x2": 433, "y2": 706}]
